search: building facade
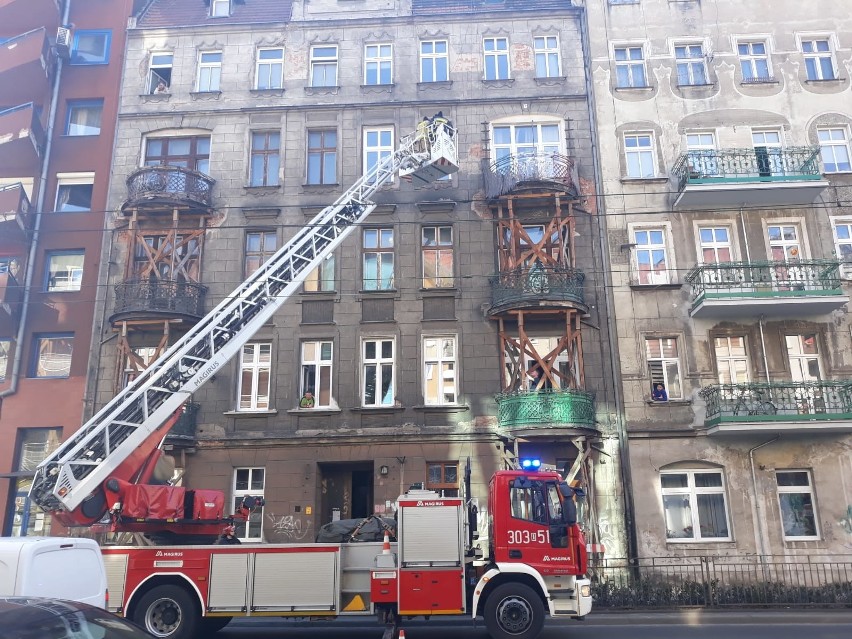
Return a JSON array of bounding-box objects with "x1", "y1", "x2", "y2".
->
[
  {"x1": 0, "y1": 0, "x2": 137, "y2": 535},
  {"x1": 87, "y1": 0, "x2": 628, "y2": 551},
  {"x1": 587, "y1": 0, "x2": 852, "y2": 556}
]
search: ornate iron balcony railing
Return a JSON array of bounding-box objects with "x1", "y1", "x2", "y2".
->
[
  {"x1": 672, "y1": 147, "x2": 822, "y2": 192},
  {"x1": 124, "y1": 165, "x2": 215, "y2": 210},
  {"x1": 484, "y1": 152, "x2": 578, "y2": 198},
  {"x1": 112, "y1": 279, "x2": 207, "y2": 320},
  {"x1": 490, "y1": 266, "x2": 586, "y2": 311},
  {"x1": 496, "y1": 389, "x2": 596, "y2": 430},
  {"x1": 685, "y1": 260, "x2": 842, "y2": 303},
  {"x1": 700, "y1": 382, "x2": 852, "y2": 426}
]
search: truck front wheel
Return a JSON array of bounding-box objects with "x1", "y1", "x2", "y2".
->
[
  {"x1": 133, "y1": 584, "x2": 199, "y2": 639},
  {"x1": 483, "y1": 582, "x2": 545, "y2": 639}
]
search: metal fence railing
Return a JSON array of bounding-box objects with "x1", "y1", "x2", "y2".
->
[{"x1": 590, "y1": 556, "x2": 852, "y2": 608}]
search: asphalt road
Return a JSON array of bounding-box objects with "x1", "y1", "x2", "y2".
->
[{"x1": 218, "y1": 611, "x2": 852, "y2": 638}]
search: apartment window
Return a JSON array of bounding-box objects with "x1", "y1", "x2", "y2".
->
[
  {"x1": 483, "y1": 37, "x2": 510, "y2": 80},
  {"x1": 145, "y1": 136, "x2": 210, "y2": 173},
  {"x1": 306, "y1": 129, "x2": 337, "y2": 185},
  {"x1": 818, "y1": 128, "x2": 852, "y2": 173},
  {"x1": 122, "y1": 346, "x2": 157, "y2": 388},
  {"x1": 738, "y1": 41, "x2": 771, "y2": 82},
  {"x1": 786, "y1": 334, "x2": 822, "y2": 383},
  {"x1": 232, "y1": 468, "x2": 264, "y2": 541},
  {"x1": 249, "y1": 132, "x2": 280, "y2": 187},
  {"x1": 148, "y1": 52, "x2": 173, "y2": 93},
  {"x1": 646, "y1": 337, "x2": 682, "y2": 399},
  {"x1": 70, "y1": 30, "x2": 111, "y2": 65},
  {"x1": 624, "y1": 133, "x2": 655, "y2": 178},
  {"x1": 614, "y1": 46, "x2": 646, "y2": 88},
  {"x1": 133, "y1": 234, "x2": 200, "y2": 280},
  {"x1": 255, "y1": 48, "x2": 284, "y2": 90},
  {"x1": 32, "y1": 334, "x2": 73, "y2": 378},
  {"x1": 55, "y1": 175, "x2": 93, "y2": 212},
  {"x1": 423, "y1": 336, "x2": 457, "y2": 405},
  {"x1": 801, "y1": 38, "x2": 835, "y2": 80},
  {"x1": 363, "y1": 228, "x2": 394, "y2": 290},
  {"x1": 534, "y1": 36, "x2": 560, "y2": 78},
  {"x1": 45, "y1": 252, "x2": 84, "y2": 292},
  {"x1": 244, "y1": 230, "x2": 278, "y2": 277},
  {"x1": 427, "y1": 462, "x2": 459, "y2": 497},
  {"x1": 196, "y1": 51, "x2": 222, "y2": 92},
  {"x1": 363, "y1": 127, "x2": 394, "y2": 182},
  {"x1": 420, "y1": 40, "x2": 448, "y2": 82},
  {"x1": 776, "y1": 471, "x2": 819, "y2": 540},
  {"x1": 492, "y1": 122, "x2": 561, "y2": 165},
  {"x1": 365, "y1": 44, "x2": 393, "y2": 85},
  {"x1": 698, "y1": 227, "x2": 732, "y2": 263},
  {"x1": 362, "y1": 338, "x2": 395, "y2": 407},
  {"x1": 0, "y1": 339, "x2": 10, "y2": 383},
  {"x1": 310, "y1": 45, "x2": 338, "y2": 87},
  {"x1": 675, "y1": 43, "x2": 707, "y2": 86},
  {"x1": 832, "y1": 219, "x2": 852, "y2": 276},
  {"x1": 634, "y1": 228, "x2": 670, "y2": 285},
  {"x1": 753, "y1": 129, "x2": 784, "y2": 176},
  {"x1": 768, "y1": 224, "x2": 802, "y2": 265},
  {"x1": 65, "y1": 100, "x2": 102, "y2": 136},
  {"x1": 300, "y1": 341, "x2": 333, "y2": 408},
  {"x1": 237, "y1": 343, "x2": 271, "y2": 411},
  {"x1": 422, "y1": 226, "x2": 454, "y2": 288},
  {"x1": 211, "y1": 0, "x2": 230, "y2": 17},
  {"x1": 661, "y1": 469, "x2": 731, "y2": 541},
  {"x1": 686, "y1": 132, "x2": 718, "y2": 177},
  {"x1": 305, "y1": 254, "x2": 335, "y2": 292},
  {"x1": 714, "y1": 336, "x2": 749, "y2": 384}
]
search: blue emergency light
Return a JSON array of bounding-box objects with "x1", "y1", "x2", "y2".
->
[{"x1": 520, "y1": 458, "x2": 541, "y2": 470}]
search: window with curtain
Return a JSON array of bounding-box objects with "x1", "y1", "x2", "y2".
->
[
  {"x1": 363, "y1": 228, "x2": 394, "y2": 290},
  {"x1": 661, "y1": 469, "x2": 731, "y2": 541},
  {"x1": 66, "y1": 101, "x2": 103, "y2": 136}
]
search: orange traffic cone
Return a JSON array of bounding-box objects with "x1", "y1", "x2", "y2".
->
[
  {"x1": 382, "y1": 530, "x2": 391, "y2": 555},
  {"x1": 398, "y1": 630, "x2": 406, "y2": 639}
]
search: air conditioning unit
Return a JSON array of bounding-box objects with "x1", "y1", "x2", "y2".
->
[{"x1": 55, "y1": 27, "x2": 71, "y2": 58}]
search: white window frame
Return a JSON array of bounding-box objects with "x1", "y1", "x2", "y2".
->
[
  {"x1": 255, "y1": 47, "x2": 284, "y2": 90},
  {"x1": 423, "y1": 335, "x2": 458, "y2": 406},
  {"x1": 660, "y1": 469, "x2": 732, "y2": 542},
  {"x1": 491, "y1": 120, "x2": 564, "y2": 164},
  {"x1": 310, "y1": 45, "x2": 338, "y2": 87},
  {"x1": 818, "y1": 127, "x2": 852, "y2": 173},
  {"x1": 361, "y1": 338, "x2": 396, "y2": 408},
  {"x1": 211, "y1": 0, "x2": 230, "y2": 18},
  {"x1": 422, "y1": 225, "x2": 454, "y2": 289},
  {"x1": 483, "y1": 37, "x2": 510, "y2": 81},
  {"x1": 196, "y1": 51, "x2": 222, "y2": 92},
  {"x1": 362, "y1": 227, "x2": 395, "y2": 291},
  {"x1": 645, "y1": 336, "x2": 682, "y2": 400},
  {"x1": 533, "y1": 35, "x2": 561, "y2": 78},
  {"x1": 420, "y1": 40, "x2": 449, "y2": 82},
  {"x1": 623, "y1": 132, "x2": 656, "y2": 178},
  {"x1": 364, "y1": 43, "x2": 393, "y2": 85},
  {"x1": 363, "y1": 127, "x2": 394, "y2": 183},
  {"x1": 613, "y1": 45, "x2": 647, "y2": 88},
  {"x1": 237, "y1": 342, "x2": 272, "y2": 412},
  {"x1": 697, "y1": 225, "x2": 733, "y2": 264},
  {"x1": 300, "y1": 340, "x2": 334, "y2": 408},
  {"x1": 776, "y1": 470, "x2": 820, "y2": 541},
  {"x1": 737, "y1": 41, "x2": 771, "y2": 82},
  {"x1": 685, "y1": 131, "x2": 718, "y2": 177},
  {"x1": 0, "y1": 339, "x2": 11, "y2": 383},
  {"x1": 674, "y1": 42, "x2": 708, "y2": 86},
  {"x1": 800, "y1": 36, "x2": 836, "y2": 81},
  {"x1": 54, "y1": 172, "x2": 95, "y2": 212},
  {"x1": 232, "y1": 467, "x2": 265, "y2": 541},
  {"x1": 713, "y1": 336, "x2": 750, "y2": 385},
  {"x1": 631, "y1": 223, "x2": 673, "y2": 286},
  {"x1": 831, "y1": 216, "x2": 852, "y2": 278},
  {"x1": 147, "y1": 51, "x2": 173, "y2": 93},
  {"x1": 45, "y1": 251, "x2": 84, "y2": 292},
  {"x1": 785, "y1": 334, "x2": 823, "y2": 383}
]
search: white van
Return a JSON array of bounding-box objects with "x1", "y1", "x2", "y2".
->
[{"x1": 0, "y1": 537, "x2": 107, "y2": 608}]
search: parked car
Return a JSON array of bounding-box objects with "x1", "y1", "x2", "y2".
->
[{"x1": 0, "y1": 597, "x2": 153, "y2": 639}]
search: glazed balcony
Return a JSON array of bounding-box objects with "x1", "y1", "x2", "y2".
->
[
  {"x1": 0, "y1": 0, "x2": 60, "y2": 34},
  {"x1": 0, "y1": 29, "x2": 53, "y2": 108},
  {"x1": 488, "y1": 266, "x2": 587, "y2": 315},
  {"x1": 672, "y1": 147, "x2": 828, "y2": 210},
  {"x1": 121, "y1": 166, "x2": 215, "y2": 214},
  {"x1": 484, "y1": 153, "x2": 578, "y2": 199},
  {"x1": 700, "y1": 382, "x2": 852, "y2": 435},
  {"x1": 496, "y1": 389, "x2": 597, "y2": 434},
  {"x1": 685, "y1": 260, "x2": 847, "y2": 318},
  {"x1": 0, "y1": 103, "x2": 44, "y2": 175},
  {"x1": 0, "y1": 183, "x2": 31, "y2": 246},
  {"x1": 110, "y1": 279, "x2": 207, "y2": 324}
]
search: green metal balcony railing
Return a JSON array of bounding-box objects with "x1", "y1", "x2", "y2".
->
[
  {"x1": 490, "y1": 266, "x2": 586, "y2": 311},
  {"x1": 496, "y1": 389, "x2": 596, "y2": 430},
  {"x1": 686, "y1": 260, "x2": 842, "y2": 306},
  {"x1": 672, "y1": 147, "x2": 822, "y2": 192},
  {"x1": 700, "y1": 382, "x2": 852, "y2": 426}
]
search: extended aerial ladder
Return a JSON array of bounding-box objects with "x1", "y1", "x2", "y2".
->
[{"x1": 30, "y1": 120, "x2": 458, "y2": 535}]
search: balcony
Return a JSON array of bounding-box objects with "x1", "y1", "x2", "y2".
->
[
  {"x1": 0, "y1": 103, "x2": 44, "y2": 176},
  {"x1": 496, "y1": 389, "x2": 597, "y2": 434},
  {"x1": 164, "y1": 402, "x2": 200, "y2": 447},
  {"x1": 685, "y1": 260, "x2": 847, "y2": 318},
  {"x1": 0, "y1": 29, "x2": 53, "y2": 108},
  {"x1": 0, "y1": 270, "x2": 22, "y2": 322},
  {"x1": 484, "y1": 153, "x2": 578, "y2": 199},
  {"x1": 110, "y1": 279, "x2": 207, "y2": 324},
  {"x1": 122, "y1": 166, "x2": 215, "y2": 214},
  {"x1": 699, "y1": 382, "x2": 852, "y2": 435},
  {"x1": 488, "y1": 266, "x2": 587, "y2": 315},
  {"x1": 0, "y1": 0, "x2": 60, "y2": 35},
  {"x1": 0, "y1": 183, "x2": 31, "y2": 246},
  {"x1": 672, "y1": 147, "x2": 828, "y2": 210}
]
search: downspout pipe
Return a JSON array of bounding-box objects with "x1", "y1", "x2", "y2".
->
[
  {"x1": 749, "y1": 436, "x2": 779, "y2": 558},
  {"x1": 1, "y1": 0, "x2": 72, "y2": 399}
]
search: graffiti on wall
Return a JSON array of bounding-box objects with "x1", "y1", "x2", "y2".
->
[
  {"x1": 840, "y1": 505, "x2": 852, "y2": 536},
  {"x1": 266, "y1": 512, "x2": 311, "y2": 542}
]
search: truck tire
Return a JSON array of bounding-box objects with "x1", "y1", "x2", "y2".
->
[
  {"x1": 133, "y1": 584, "x2": 199, "y2": 639},
  {"x1": 199, "y1": 616, "x2": 232, "y2": 633},
  {"x1": 483, "y1": 582, "x2": 545, "y2": 639}
]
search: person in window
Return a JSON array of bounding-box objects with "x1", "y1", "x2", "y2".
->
[
  {"x1": 299, "y1": 391, "x2": 315, "y2": 408},
  {"x1": 214, "y1": 524, "x2": 241, "y2": 545},
  {"x1": 527, "y1": 365, "x2": 552, "y2": 391},
  {"x1": 652, "y1": 383, "x2": 668, "y2": 402},
  {"x1": 153, "y1": 80, "x2": 169, "y2": 94}
]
